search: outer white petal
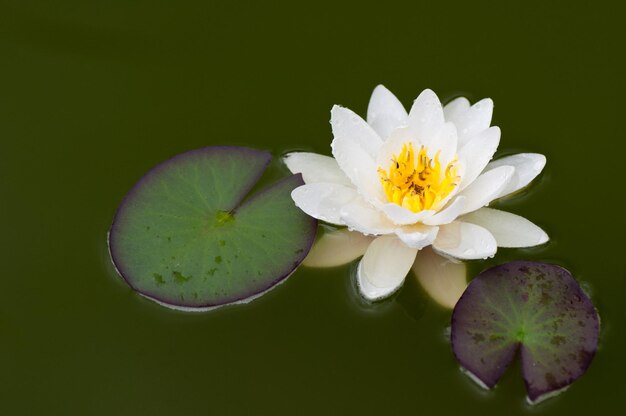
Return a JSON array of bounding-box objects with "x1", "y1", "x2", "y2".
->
[
  {"x1": 382, "y1": 204, "x2": 436, "y2": 226},
  {"x1": 394, "y1": 224, "x2": 439, "y2": 249},
  {"x1": 283, "y1": 152, "x2": 351, "y2": 186},
  {"x1": 412, "y1": 246, "x2": 467, "y2": 309},
  {"x1": 302, "y1": 228, "x2": 374, "y2": 267},
  {"x1": 485, "y1": 153, "x2": 546, "y2": 199},
  {"x1": 433, "y1": 221, "x2": 497, "y2": 260},
  {"x1": 422, "y1": 196, "x2": 466, "y2": 226},
  {"x1": 331, "y1": 105, "x2": 383, "y2": 157},
  {"x1": 340, "y1": 199, "x2": 396, "y2": 235},
  {"x1": 291, "y1": 183, "x2": 358, "y2": 225},
  {"x1": 461, "y1": 207, "x2": 549, "y2": 248},
  {"x1": 366, "y1": 85, "x2": 408, "y2": 139},
  {"x1": 356, "y1": 235, "x2": 418, "y2": 301},
  {"x1": 445, "y1": 98, "x2": 494, "y2": 147},
  {"x1": 457, "y1": 165, "x2": 515, "y2": 215},
  {"x1": 356, "y1": 262, "x2": 399, "y2": 302},
  {"x1": 407, "y1": 89, "x2": 445, "y2": 145},
  {"x1": 456, "y1": 126, "x2": 501, "y2": 191},
  {"x1": 331, "y1": 106, "x2": 386, "y2": 205}
]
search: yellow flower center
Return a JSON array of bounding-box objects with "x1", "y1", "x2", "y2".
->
[{"x1": 378, "y1": 143, "x2": 460, "y2": 213}]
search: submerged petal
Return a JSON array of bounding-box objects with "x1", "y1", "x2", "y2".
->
[
  {"x1": 433, "y1": 221, "x2": 497, "y2": 260},
  {"x1": 356, "y1": 235, "x2": 417, "y2": 301},
  {"x1": 303, "y1": 228, "x2": 373, "y2": 268},
  {"x1": 367, "y1": 85, "x2": 408, "y2": 139},
  {"x1": 291, "y1": 183, "x2": 358, "y2": 225},
  {"x1": 283, "y1": 152, "x2": 351, "y2": 186},
  {"x1": 485, "y1": 153, "x2": 546, "y2": 199},
  {"x1": 412, "y1": 246, "x2": 467, "y2": 309},
  {"x1": 461, "y1": 208, "x2": 549, "y2": 248}
]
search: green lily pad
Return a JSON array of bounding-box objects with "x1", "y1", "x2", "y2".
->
[
  {"x1": 109, "y1": 146, "x2": 317, "y2": 311},
  {"x1": 451, "y1": 261, "x2": 599, "y2": 404}
]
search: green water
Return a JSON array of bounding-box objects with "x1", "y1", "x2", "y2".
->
[{"x1": 1, "y1": 1, "x2": 624, "y2": 414}]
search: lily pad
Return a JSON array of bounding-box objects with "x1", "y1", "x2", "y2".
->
[
  {"x1": 451, "y1": 261, "x2": 599, "y2": 404},
  {"x1": 109, "y1": 146, "x2": 317, "y2": 311}
]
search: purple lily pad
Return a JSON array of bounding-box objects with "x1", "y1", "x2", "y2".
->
[
  {"x1": 451, "y1": 261, "x2": 599, "y2": 404},
  {"x1": 109, "y1": 146, "x2": 317, "y2": 311}
]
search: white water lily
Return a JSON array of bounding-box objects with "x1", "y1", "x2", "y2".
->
[{"x1": 285, "y1": 86, "x2": 548, "y2": 306}]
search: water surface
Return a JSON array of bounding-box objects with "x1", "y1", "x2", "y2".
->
[{"x1": 1, "y1": 1, "x2": 624, "y2": 415}]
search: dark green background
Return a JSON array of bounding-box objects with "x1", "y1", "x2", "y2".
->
[{"x1": 1, "y1": 1, "x2": 624, "y2": 415}]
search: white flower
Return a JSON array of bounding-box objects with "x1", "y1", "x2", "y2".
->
[{"x1": 284, "y1": 86, "x2": 548, "y2": 306}]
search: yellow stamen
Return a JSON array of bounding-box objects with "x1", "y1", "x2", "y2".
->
[{"x1": 378, "y1": 143, "x2": 460, "y2": 213}]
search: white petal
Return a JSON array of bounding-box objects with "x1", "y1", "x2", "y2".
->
[
  {"x1": 456, "y1": 126, "x2": 501, "y2": 191},
  {"x1": 407, "y1": 89, "x2": 445, "y2": 143},
  {"x1": 331, "y1": 105, "x2": 383, "y2": 158},
  {"x1": 422, "y1": 196, "x2": 466, "y2": 226},
  {"x1": 378, "y1": 124, "x2": 455, "y2": 166},
  {"x1": 446, "y1": 98, "x2": 494, "y2": 147},
  {"x1": 340, "y1": 198, "x2": 396, "y2": 235},
  {"x1": 378, "y1": 121, "x2": 457, "y2": 167},
  {"x1": 485, "y1": 153, "x2": 546, "y2": 199},
  {"x1": 412, "y1": 246, "x2": 467, "y2": 309},
  {"x1": 394, "y1": 224, "x2": 439, "y2": 249},
  {"x1": 433, "y1": 221, "x2": 497, "y2": 260},
  {"x1": 303, "y1": 228, "x2": 373, "y2": 267},
  {"x1": 375, "y1": 126, "x2": 420, "y2": 169},
  {"x1": 356, "y1": 261, "x2": 400, "y2": 302},
  {"x1": 357, "y1": 235, "x2": 417, "y2": 301},
  {"x1": 291, "y1": 183, "x2": 358, "y2": 225},
  {"x1": 283, "y1": 152, "x2": 351, "y2": 186},
  {"x1": 382, "y1": 204, "x2": 436, "y2": 226},
  {"x1": 461, "y1": 207, "x2": 549, "y2": 248},
  {"x1": 433, "y1": 122, "x2": 458, "y2": 166},
  {"x1": 443, "y1": 97, "x2": 470, "y2": 124},
  {"x1": 331, "y1": 106, "x2": 386, "y2": 205},
  {"x1": 457, "y1": 165, "x2": 515, "y2": 215},
  {"x1": 366, "y1": 85, "x2": 408, "y2": 139}
]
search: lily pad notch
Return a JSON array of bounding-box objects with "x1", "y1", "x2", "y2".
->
[
  {"x1": 451, "y1": 261, "x2": 599, "y2": 405},
  {"x1": 109, "y1": 146, "x2": 317, "y2": 311}
]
